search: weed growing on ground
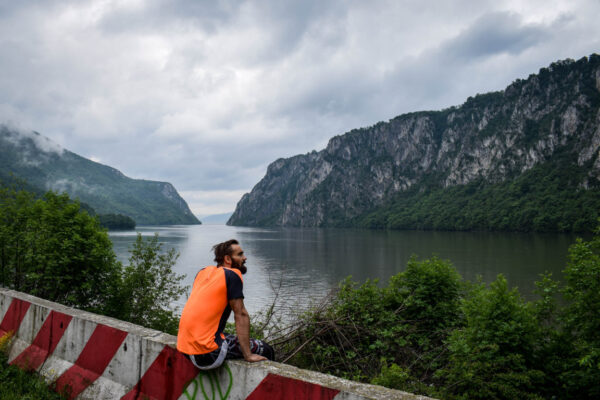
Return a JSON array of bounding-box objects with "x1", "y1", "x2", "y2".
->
[{"x1": 0, "y1": 331, "x2": 65, "y2": 400}]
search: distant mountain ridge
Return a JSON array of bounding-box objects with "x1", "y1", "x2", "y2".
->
[
  {"x1": 228, "y1": 54, "x2": 600, "y2": 231},
  {"x1": 0, "y1": 126, "x2": 200, "y2": 225},
  {"x1": 200, "y1": 212, "x2": 233, "y2": 225}
]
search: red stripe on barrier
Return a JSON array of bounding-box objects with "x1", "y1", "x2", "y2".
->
[
  {"x1": 247, "y1": 373, "x2": 340, "y2": 400},
  {"x1": 0, "y1": 298, "x2": 31, "y2": 336},
  {"x1": 10, "y1": 310, "x2": 72, "y2": 371},
  {"x1": 53, "y1": 324, "x2": 128, "y2": 399},
  {"x1": 121, "y1": 346, "x2": 198, "y2": 400}
]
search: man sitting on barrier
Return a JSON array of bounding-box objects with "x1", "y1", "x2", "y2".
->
[{"x1": 177, "y1": 239, "x2": 275, "y2": 369}]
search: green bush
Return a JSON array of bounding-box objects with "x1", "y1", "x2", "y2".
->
[
  {"x1": 440, "y1": 276, "x2": 544, "y2": 399},
  {"x1": 273, "y1": 230, "x2": 600, "y2": 399},
  {"x1": 277, "y1": 256, "x2": 462, "y2": 396},
  {"x1": 371, "y1": 362, "x2": 412, "y2": 390},
  {"x1": 556, "y1": 228, "x2": 600, "y2": 398}
]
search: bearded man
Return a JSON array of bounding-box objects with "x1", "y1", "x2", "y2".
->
[{"x1": 177, "y1": 239, "x2": 274, "y2": 369}]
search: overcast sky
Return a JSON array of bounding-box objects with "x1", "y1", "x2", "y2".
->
[{"x1": 1, "y1": 0, "x2": 599, "y2": 216}]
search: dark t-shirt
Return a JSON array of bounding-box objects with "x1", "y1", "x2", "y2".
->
[{"x1": 217, "y1": 268, "x2": 244, "y2": 343}]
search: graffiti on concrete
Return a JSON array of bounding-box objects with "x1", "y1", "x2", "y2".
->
[{"x1": 183, "y1": 364, "x2": 233, "y2": 400}]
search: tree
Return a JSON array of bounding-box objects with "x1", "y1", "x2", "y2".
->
[
  {"x1": 441, "y1": 276, "x2": 544, "y2": 400},
  {"x1": 0, "y1": 188, "x2": 119, "y2": 312},
  {"x1": 0, "y1": 187, "x2": 34, "y2": 289},
  {"x1": 98, "y1": 213, "x2": 136, "y2": 230},
  {"x1": 107, "y1": 233, "x2": 186, "y2": 334},
  {"x1": 557, "y1": 228, "x2": 600, "y2": 398},
  {"x1": 0, "y1": 187, "x2": 187, "y2": 335},
  {"x1": 379, "y1": 256, "x2": 463, "y2": 388},
  {"x1": 23, "y1": 192, "x2": 120, "y2": 311}
]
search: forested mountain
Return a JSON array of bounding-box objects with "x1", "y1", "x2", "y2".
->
[
  {"x1": 0, "y1": 126, "x2": 200, "y2": 225},
  {"x1": 229, "y1": 54, "x2": 600, "y2": 232}
]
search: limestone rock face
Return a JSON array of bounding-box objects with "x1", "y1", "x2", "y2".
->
[{"x1": 228, "y1": 55, "x2": 600, "y2": 227}]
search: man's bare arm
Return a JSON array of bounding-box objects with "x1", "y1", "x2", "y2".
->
[{"x1": 229, "y1": 298, "x2": 267, "y2": 363}]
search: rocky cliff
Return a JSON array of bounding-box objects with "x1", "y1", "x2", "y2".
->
[{"x1": 228, "y1": 55, "x2": 600, "y2": 230}]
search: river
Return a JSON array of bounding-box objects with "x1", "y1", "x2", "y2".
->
[{"x1": 108, "y1": 224, "x2": 586, "y2": 316}]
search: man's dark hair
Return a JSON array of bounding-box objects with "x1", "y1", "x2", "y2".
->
[{"x1": 212, "y1": 239, "x2": 239, "y2": 266}]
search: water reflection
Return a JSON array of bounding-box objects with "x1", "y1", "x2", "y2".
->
[{"x1": 109, "y1": 225, "x2": 585, "y2": 316}]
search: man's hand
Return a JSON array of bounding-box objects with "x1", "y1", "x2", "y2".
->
[{"x1": 245, "y1": 353, "x2": 267, "y2": 362}]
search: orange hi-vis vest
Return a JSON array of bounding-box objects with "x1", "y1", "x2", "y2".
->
[{"x1": 177, "y1": 265, "x2": 244, "y2": 355}]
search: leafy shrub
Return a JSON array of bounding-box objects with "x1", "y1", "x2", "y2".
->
[
  {"x1": 440, "y1": 276, "x2": 544, "y2": 399},
  {"x1": 274, "y1": 256, "x2": 462, "y2": 396},
  {"x1": 556, "y1": 228, "x2": 600, "y2": 398},
  {"x1": 270, "y1": 230, "x2": 600, "y2": 399}
]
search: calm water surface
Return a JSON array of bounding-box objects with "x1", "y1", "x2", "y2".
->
[{"x1": 109, "y1": 225, "x2": 585, "y2": 316}]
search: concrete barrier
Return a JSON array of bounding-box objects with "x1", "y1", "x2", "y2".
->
[{"x1": 0, "y1": 288, "x2": 434, "y2": 399}]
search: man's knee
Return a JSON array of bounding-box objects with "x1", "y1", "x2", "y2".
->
[
  {"x1": 261, "y1": 341, "x2": 275, "y2": 361},
  {"x1": 253, "y1": 339, "x2": 274, "y2": 360}
]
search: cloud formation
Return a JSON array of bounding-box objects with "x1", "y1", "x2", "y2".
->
[
  {"x1": 0, "y1": 0, "x2": 599, "y2": 215},
  {"x1": 2, "y1": 124, "x2": 64, "y2": 155}
]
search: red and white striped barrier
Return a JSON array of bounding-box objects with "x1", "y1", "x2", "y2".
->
[{"x1": 0, "y1": 288, "x2": 431, "y2": 400}]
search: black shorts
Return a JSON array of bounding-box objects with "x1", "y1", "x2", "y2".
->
[{"x1": 187, "y1": 334, "x2": 274, "y2": 370}]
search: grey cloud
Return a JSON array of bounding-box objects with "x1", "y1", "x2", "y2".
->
[
  {"x1": 0, "y1": 0, "x2": 66, "y2": 17},
  {"x1": 1, "y1": 124, "x2": 64, "y2": 168},
  {"x1": 240, "y1": 0, "x2": 345, "y2": 63},
  {"x1": 1, "y1": 124, "x2": 63, "y2": 155},
  {"x1": 370, "y1": 11, "x2": 576, "y2": 119},
  {"x1": 97, "y1": 0, "x2": 341, "y2": 65},
  {"x1": 1, "y1": 0, "x2": 600, "y2": 211},
  {"x1": 442, "y1": 12, "x2": 557, "y2": 60},
  {"x1": 97, "y1": 0, "x2": 240, "y2": 34}
]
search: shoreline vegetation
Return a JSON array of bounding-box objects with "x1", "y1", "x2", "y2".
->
[
  {"x1": 357, "y1": 155, "x2": 600, "y2": 233},
  {"x1": 98, "y1": 213, "x2": 136, "y2": 230},
  {"x1": 1, "y1": 186, "x2": 599, "y2": 398},
  {"x1": 258, "y1": 232, "x2": 600, "y2": 399}
]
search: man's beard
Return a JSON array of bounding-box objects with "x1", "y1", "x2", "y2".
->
[{"x1": 232, "y1": 259, "x2": 247, "y2": 275}]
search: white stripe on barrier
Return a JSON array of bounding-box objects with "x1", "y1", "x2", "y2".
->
[
  {"x1": 38, "y1": 315, "x2": 97, "y2": 383},
  {"x1": 7, "y1": 302, "x2": 51, "y2": 363}
]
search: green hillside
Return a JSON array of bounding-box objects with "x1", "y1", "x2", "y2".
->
[
  {"x1": 0, "y1": 126, "x2": 200, "y2": 225},
  {"x1": 357, "y1": 152, "x2": 600, "y2": 232}
]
